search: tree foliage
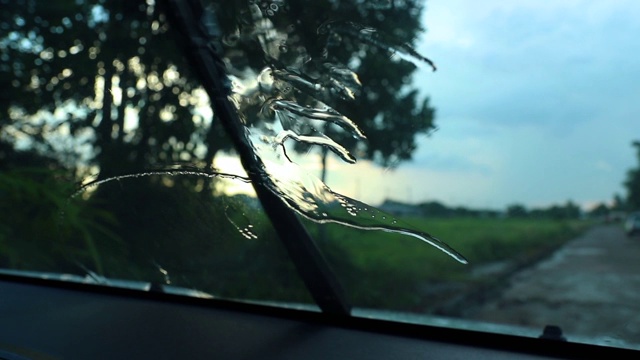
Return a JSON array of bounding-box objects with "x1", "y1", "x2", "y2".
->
[
  {"x1": 588, "y1": 203, "x2": 610, "y2": 218},
  {"x1": 0, "y1": 0, "x2": 231, "y2": 178},
  {"x1": 624, "y1": 141, "x2": 640, "y2": 210}
]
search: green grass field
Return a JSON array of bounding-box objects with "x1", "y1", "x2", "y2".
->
[
  {"x1": 0, "y1": 170, "x2": 593, "y2": 312},
  {"x1": 314, "y1": 217, "x2": 590, "y2": 311}
]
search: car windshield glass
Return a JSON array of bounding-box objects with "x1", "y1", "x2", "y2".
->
[{"x1": 3, "y1": 0, "x2": 640, "y2": 351}]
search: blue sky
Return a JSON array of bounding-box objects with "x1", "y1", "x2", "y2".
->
[{"x1": 377, "y1": 0, "x2": 640, "y2": 209}]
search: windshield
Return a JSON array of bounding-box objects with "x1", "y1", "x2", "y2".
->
[{"x1": 2, "y1": 0, "x2": 640, "y2": 351}]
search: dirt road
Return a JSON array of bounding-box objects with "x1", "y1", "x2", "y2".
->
[{"x1": 469, "y1": 225, "x2": 640, "y2": 346}]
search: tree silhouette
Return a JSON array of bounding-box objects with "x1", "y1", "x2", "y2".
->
[
  {"x1": 0, "y1": 0, "x2": 232, "y2": 179},
  {"x1": 2, "y1": 0, "x2": 435, "y2": 182},
  {"x1": 624, "y1": 141, "x2": 640, "y2": 210}
]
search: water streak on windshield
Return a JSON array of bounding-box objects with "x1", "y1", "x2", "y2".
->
[
  {"x1": 70, "y1": 169, "x2": 251, "y2": 199},
  {"x1": 258, "y1": 152, "x2": 468, "y2": 264},
  {"x1": 220, "y1": 1, "x2": 466, "y2": 264},
  {"x1": 317, "y1": 21, "x2": 437, "y2": 71},
  {"x1": 224, "y1": 202, "x2": 259, "y2": 240}
]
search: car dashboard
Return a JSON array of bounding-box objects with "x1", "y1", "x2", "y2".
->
[{"x1": 0, "y1": 274, "x2": 633, "y2": 359}]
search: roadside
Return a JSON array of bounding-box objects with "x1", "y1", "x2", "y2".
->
[{"x1": 463, "y1": 225, "x2": 640, "y2": 345}]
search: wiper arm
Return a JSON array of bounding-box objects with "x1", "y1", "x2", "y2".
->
[{"x1": 162, "y1": 0, "x2": 351, "y2": 316}]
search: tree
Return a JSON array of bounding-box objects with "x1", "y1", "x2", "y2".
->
[
  {"x1": 529, "y1": 201, "x2": 581, "y2": 220},
  {"x1": 418, "y1": 201, "x2": 452, "y2": 217},
  {"x1": 0, "y1": 0, "x2": 232, "y2": 179},
  {"x1": 624, "y1": 141, "x2": 640, "y2": 210}
]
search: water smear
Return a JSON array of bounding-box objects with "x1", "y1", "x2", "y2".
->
[
  {"x1": 272, "y1": 65, "x2": 362, "y2": 102},
  {"x1": 270, "y1": 99, "x2": 366, "y2": 139},
  {"x1": 219, "y1": 10, "x2": 464, "y2": 264},
  {"x1": 224, "y1": 203, "x2": 259, "y2": 240},
  {"x1": 70, "y1": 169, "x2": 251, "y2": 199},
  {"x1": 154, "y1": 261, "x2": 172, "y2": 285},
  {"x1": 275, "y1": 129, "x2": 356, "y2": 164},
  {"x1": 256, "y1": 148, "x2": 468, "y2": 264},
  {"x1": 68, "y1": 169, "x2": 260, "y2": 244},
  {"x1": 318, "y1": 21, "x2": 437, "y2": 71}
]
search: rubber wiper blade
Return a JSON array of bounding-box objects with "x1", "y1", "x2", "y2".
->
[{"x1": 162, "y1": 0, "x2": 351, "y2": 316}]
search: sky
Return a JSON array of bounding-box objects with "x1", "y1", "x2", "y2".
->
[{"x1": 309, "y1": 0, "x2": 640, "y2": 210}]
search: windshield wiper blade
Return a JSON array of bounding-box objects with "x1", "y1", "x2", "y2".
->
[{"x1": 162, "y1": 0, "x2": 351, "y2": 316}]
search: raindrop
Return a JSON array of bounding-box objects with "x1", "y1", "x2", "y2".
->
[
  {"x1": 224, "y1": 204, "x2": 259, "y2": 240},
  {"x1": 154, "y1": 263, "x2": 172, "y2": 285}
]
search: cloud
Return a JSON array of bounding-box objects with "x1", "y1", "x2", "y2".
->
[{"x1": 419, "y1": 0, "x2": 640, "y2": 127}]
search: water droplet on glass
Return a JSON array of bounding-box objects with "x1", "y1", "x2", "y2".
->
[
  {"x1": 359, "y1": 27, "x2": 377, "y2": 35},
  {"x1": 224, "y1": 203, "x2": 259, "y2": 240},
  {"x1": 155, "y1": 262, "x2": 172, "y2": 285}
]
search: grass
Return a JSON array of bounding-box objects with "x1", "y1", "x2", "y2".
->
[
  {"x1": 314, "y1": 217, "x2": 590, "y2": 311},
  {"x1": 1, "y1": 170, "x2": 593, "y2": 312}
]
